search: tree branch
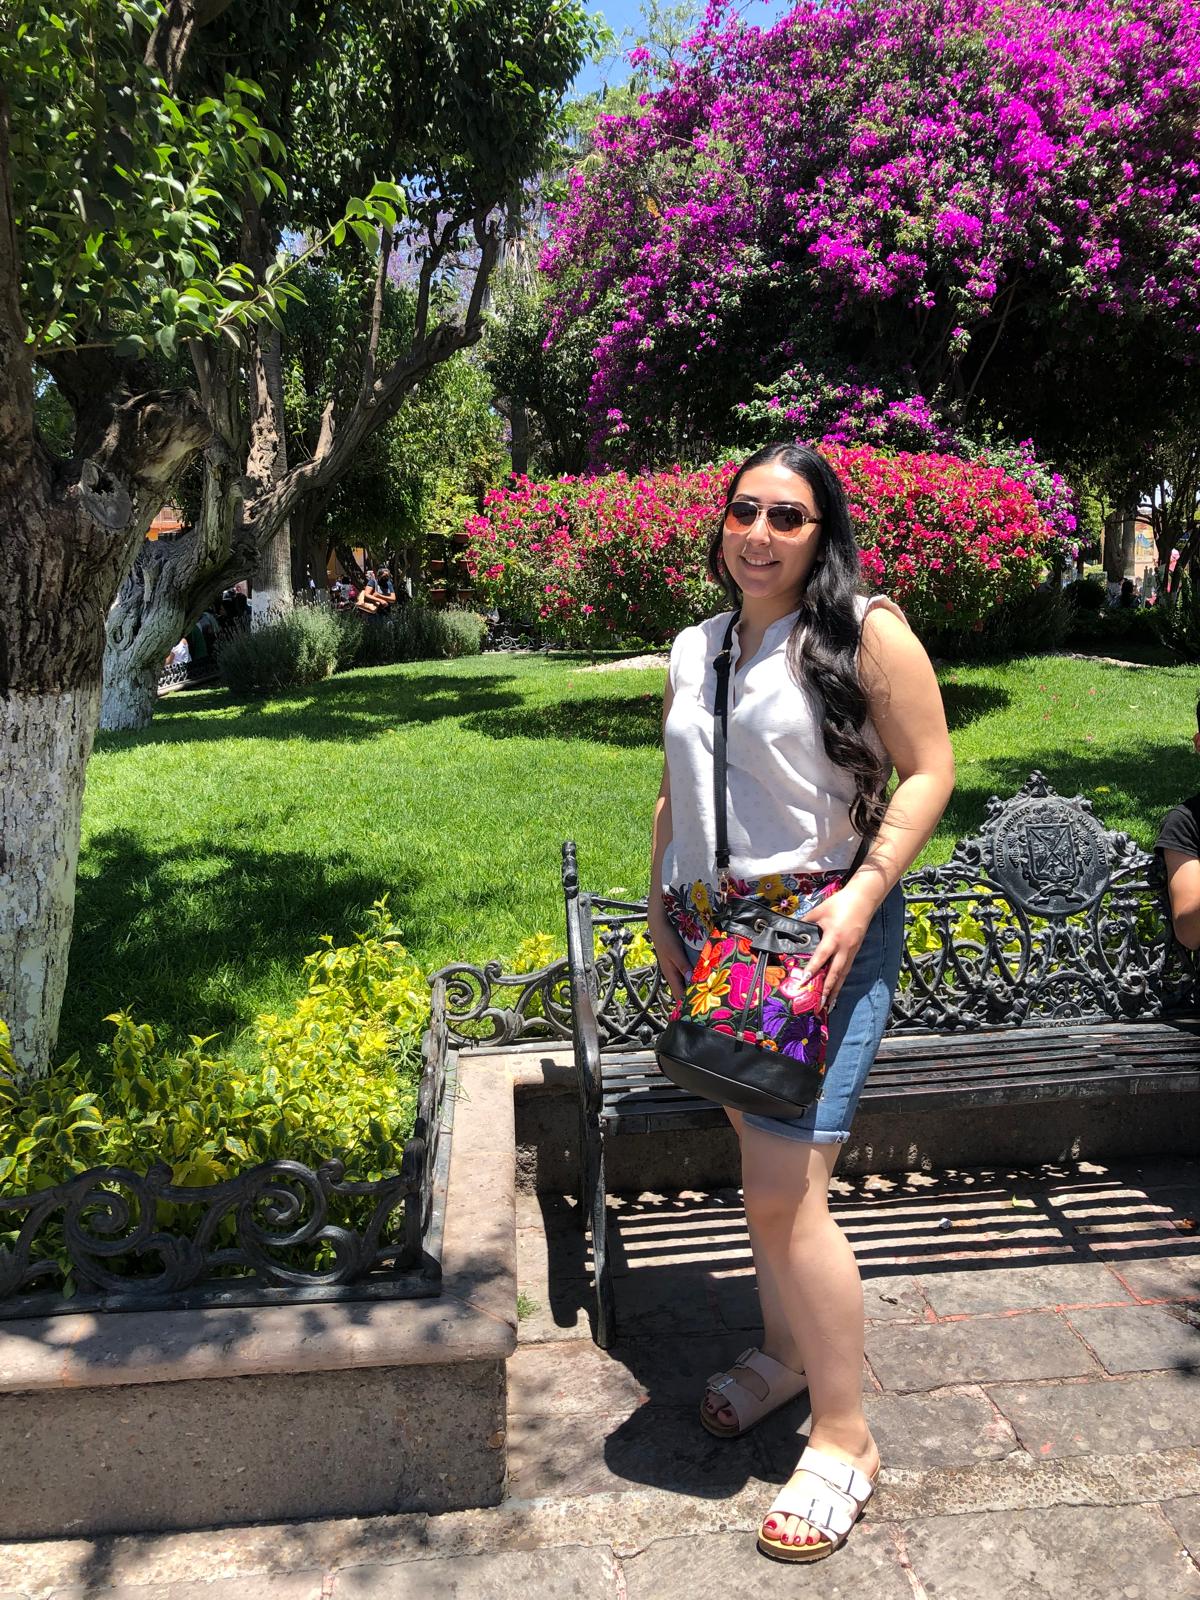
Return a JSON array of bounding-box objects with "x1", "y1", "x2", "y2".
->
[
  {"x1": 358, "y1": 227, "x2": 395, "y2": 411},
  {"x1": 0, "y1": 77, "x2": 34, "y2": 492},
  {"x1": 963, "y1": 276, "x2": 1020, "y2": 411},
  {"x1": 143, "y1": 0, "x2": 235, "y2": 93},
  {"x1": 415, "y1": 212, "x2": 464, "y2": 344}
]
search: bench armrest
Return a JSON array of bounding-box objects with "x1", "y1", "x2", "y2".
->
[{"x1": 563, "y1": 842, "x2": 603, "y2": 1118}]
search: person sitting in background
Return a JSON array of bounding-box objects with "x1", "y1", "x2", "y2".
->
[
  {"x1": 1118, "y1": 577, "x2": 1140, "y2": 609},
  {"x1": 354, "y1": 574, "x2": 384, "y2": 615},
  {"x1": 1157, "y1": 698, "x2": 1200, "y2": 949}
]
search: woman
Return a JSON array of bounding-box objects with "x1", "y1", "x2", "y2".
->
[{"x1": 647, "y1": 442, "x2": 954, "y2": 1563}]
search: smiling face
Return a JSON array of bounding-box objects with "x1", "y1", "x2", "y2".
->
[{"x1": 721, "y1": 459, "x2": 824, "y2": 609}]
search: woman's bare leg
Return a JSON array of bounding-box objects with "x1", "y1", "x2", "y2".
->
[
  {"x1": 739, "y1": 1127, "x2": 877, "y2": 1549},
  {"x1": 702, "y1": 1108, "x2": 806, "y2": 1428}
]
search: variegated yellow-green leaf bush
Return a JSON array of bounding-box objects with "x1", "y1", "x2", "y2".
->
[{"x1": 0, "y1": 902, "x2": 428, "y2": 1212}]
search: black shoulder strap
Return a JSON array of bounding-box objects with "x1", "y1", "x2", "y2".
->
[{"x1": 711, "y1": 611, "x2": 739, "y2": 894}]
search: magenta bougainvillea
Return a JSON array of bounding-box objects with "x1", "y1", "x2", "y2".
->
[
  {"x1": 464, "y1": 446, "x2": 1054, "y2": 645},
  {"x1": 542, "y1": 0, "x2": 1200, "y2": 472}
]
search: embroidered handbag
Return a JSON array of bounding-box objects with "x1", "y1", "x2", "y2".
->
[{"x1": 655, "y1": 611, "x2": 869, "y2": 1118}]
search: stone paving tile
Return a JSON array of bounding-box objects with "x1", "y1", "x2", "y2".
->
[
  {"x1": 861, "y1": 1272, "x2": 930, "y2": 1321},
  {"x1": 610, "y1": 1270, "x2": 725, "y2": 1337},
  {"x1": 610, "y1": 1214, "x2": 751, "y2": 1279},
  {"x1": 866, "y1": 1311, "x2": 1097, "y2": 1392},
  {"x1": 864, "y1": 1389, "x2": 1018, "y2": 1469},
  {"x1": 330, "y1": 1548, "x2": 618, "y2": 1599},
  {"x1": 707, "y1": 1271, "x2": 762, "y2": 1331},
  {"x1": 620, "y1": 1525, "x2": 910, "y2": 1599},
  {"x1": 514, "y1": 1257, "x2": 596, "y2": 1345},
  {"x1": 988, "y1": 1372, "x2": 1200, "y2": 1458},
  {"x1": 49, "y1": 1581, "x2": 325, "y2": 1600},
  {"x1": 1065, "y1": 1304, "x2": 1200, "y2": 1374},
  {"x1": 505, "y1": 1405, "x2": 775, "y2": 1501},
  {"x1": 508, "y1": 1339, "x2": 649, "y2": 1415},
  {"x1": 516, "y1": 1220, "x2": 591, "y2": 1294},
  {"x1": 1163, "y1": 1496, "x2": 1200, "y2": 1557},
  {"x1": 916, "y1": 1261, "x2": 1130, "y2": 1316},
  {"x1": 902, "y1": 1503, "x2": 1200, "y2": 1599},
  {"x1": 1108, "y1": 1254, "x2": 1200, "y2": 1303}
]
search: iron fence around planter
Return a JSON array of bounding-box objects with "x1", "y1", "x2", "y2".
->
[
  {"x1": 0, "y1": 982, "x2": 456, "y2": 1319},
  {"x1": 429, "y1": 774, "x2": 1199, "y2": 1050}
]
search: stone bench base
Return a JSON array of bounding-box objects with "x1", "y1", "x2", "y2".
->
[
  {"x1": 0, "y1": 1062, "x2": 517, "y2": 1540},
  {"x1": 511, "y1": 1046, "x2": 1200, "y2": 1194}
]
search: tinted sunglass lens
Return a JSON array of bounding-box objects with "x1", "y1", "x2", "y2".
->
[
  {"x1": 766, "y1": 506, "x2": 805, "y2": 534},
  {"x1": 726, "y1": 500, "x2": 759, "y2": 528}
]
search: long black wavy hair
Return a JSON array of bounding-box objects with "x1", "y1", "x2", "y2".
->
[{"x1": 707, "y1": 441, "x2": 888, "y2": 837}]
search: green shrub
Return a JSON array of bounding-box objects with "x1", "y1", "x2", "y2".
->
[
  {"x1": 351, "y1": 604, "x2": 486, "y2": 668},
  {"x1": 0, "y1": 903, "x2": 428, "y2": 1228},
  {"x1": 929, "y1": 581, "x2": 1073, "y2": 661},
  {"x1": 441, "y1": 606, "x2": 487, "y2": 657},
  {"x1": 1064, "y1": 575, "x2": 1108, "y2": 612},
  {"x1": 1151, "y1": 579, "x2": 1200, "y2": 661},
  {"x1": 218, "y1": 605, "x2": 346, "y2": 695},
  {"x1": 1066, "y1": 600, "x2": 1162, "y2": 656}
]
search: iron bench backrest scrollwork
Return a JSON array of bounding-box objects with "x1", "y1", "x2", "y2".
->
[{"x1": 566, "y1": 773, "x2": 1194, "y2": 1046}]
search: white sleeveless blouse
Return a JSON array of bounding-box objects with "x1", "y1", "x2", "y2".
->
[{"x1": 662, "y1": 594, "x2": 907, "y2": 888}]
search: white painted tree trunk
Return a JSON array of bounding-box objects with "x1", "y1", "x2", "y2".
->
[
  {"x1": 250, "y1": 518, "x2": 292, "y2": 621},
  {"x1": 0, "y1": 685, "x2": 100, "y2": 1078},
  {"x1": 99, "y1": 657, "x2": 159, "y2": 732}
]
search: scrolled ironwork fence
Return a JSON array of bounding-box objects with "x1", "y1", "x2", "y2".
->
[{"x1": 0, "y1": 982, "x2": 456, "y2": 1319}]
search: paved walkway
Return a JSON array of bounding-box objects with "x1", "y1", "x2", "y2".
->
[{"x1": 2, "y1": 1154, "x2": 1199, "y2": 1598}]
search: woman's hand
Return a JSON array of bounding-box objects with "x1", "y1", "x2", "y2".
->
[
  {"x1": 647, "y1": 900, "x2": 691, "y2": 1003},
  {"x1": 799, "y1": 881, "x2": 878, "y2": 1009}
]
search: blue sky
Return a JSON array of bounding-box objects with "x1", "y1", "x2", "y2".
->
[{"x1": 572, "y1": 1, "x2": 792, "y2": 97}]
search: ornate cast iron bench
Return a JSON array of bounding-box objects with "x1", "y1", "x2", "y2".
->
[{"x1": 561, "y1": 773, "x2": 1200, "y2": 1347}]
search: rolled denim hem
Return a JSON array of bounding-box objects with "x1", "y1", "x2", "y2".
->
[{"x1": 741, "y1": 1119, "x2": 848, "y2": 1145}]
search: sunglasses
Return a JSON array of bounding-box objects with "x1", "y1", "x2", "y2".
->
[{"x1": 723, "y1": 498, "x2": 822, "y2": 536}]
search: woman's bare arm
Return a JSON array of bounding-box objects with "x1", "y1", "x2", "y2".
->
[
  {"x1": 648, "y1": 676, "x2": 690, "y2": 999},
  {"x1": 804, "y1": 606, "x2": 955, "y2": 1003},
  {"x1": 1164, "y1": 849, "x2": 1200, "y2": 949}
]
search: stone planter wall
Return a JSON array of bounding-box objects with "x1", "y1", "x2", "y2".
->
[{"x1": 0, "y1": 1061, "x2": 518, "y2": 1539}]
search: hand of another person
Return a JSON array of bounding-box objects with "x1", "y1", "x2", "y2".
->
[
  {"x1": 798, "y1": 883, "x2": 877, "y2": 1009},
  {"x1": 647, "y1": 901, "x2": 691, "y2": 1003}
]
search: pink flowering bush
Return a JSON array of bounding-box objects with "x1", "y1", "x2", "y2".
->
[
  {"x1": 542, "y1": 0, "x2": 1200, "y2": 482},
  {"x1": 464, "y1": 446, "x2": 1054, "y2": 644}
]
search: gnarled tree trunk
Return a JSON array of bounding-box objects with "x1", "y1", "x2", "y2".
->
[
  {"x1": 100, "y1": 437, "x2": 252, "y2": 729},
  {"x1": 1, "y1": 397, "x2": 211, "y2": 1077}
]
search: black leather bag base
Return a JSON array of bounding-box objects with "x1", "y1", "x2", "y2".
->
[{"x1": 656, "y1": 1016, "x2": 824, "y2": 1118}]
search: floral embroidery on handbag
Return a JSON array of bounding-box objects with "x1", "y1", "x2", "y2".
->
[{"x1": 663, "y1": 871, "x2": 843, "y2": 1068}]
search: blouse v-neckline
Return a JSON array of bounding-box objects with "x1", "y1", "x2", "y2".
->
[{"x1": 731, "y1": 608, "x2": 799, "y2": 680}]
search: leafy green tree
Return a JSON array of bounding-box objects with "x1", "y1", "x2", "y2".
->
[
  {"x1": 281, "y1": 262, "x2": 506, "y2": 583},
  {"x1": 102, "y1": 0, "x2": 595, "y2": 735},
  {"x1": 0, "y1": 0, "x2": 594, "y2": 1078}
]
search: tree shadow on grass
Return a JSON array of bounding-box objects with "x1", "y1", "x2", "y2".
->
[
  {"x1": 462, "y1": 691, "x2": 663, "y2": 749},
  {"x1": 934, "y1": 741, "x2": 1199, "y2": 854},
  {"x1": 99, "y1": 670, "x2": 526, "y2": 753},
  {"x1": 62, "y1": 830, "x2": 423, "y2": 1062},
  {"x1": 939, "y1": 680, "x2": 1011, "y2": 731}
]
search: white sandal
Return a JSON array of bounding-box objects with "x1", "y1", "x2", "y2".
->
[
  {"x1": 699, "y1": 1346, "x2": 808, "y2": 1438},
  {"x1": 757, "y1": 1444, "x2": 879, "y2": 1562}
]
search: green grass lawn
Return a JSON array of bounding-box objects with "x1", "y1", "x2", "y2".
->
[{"x1": 65, "y1": 650, "x2": 1200, "y2": 1063}]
